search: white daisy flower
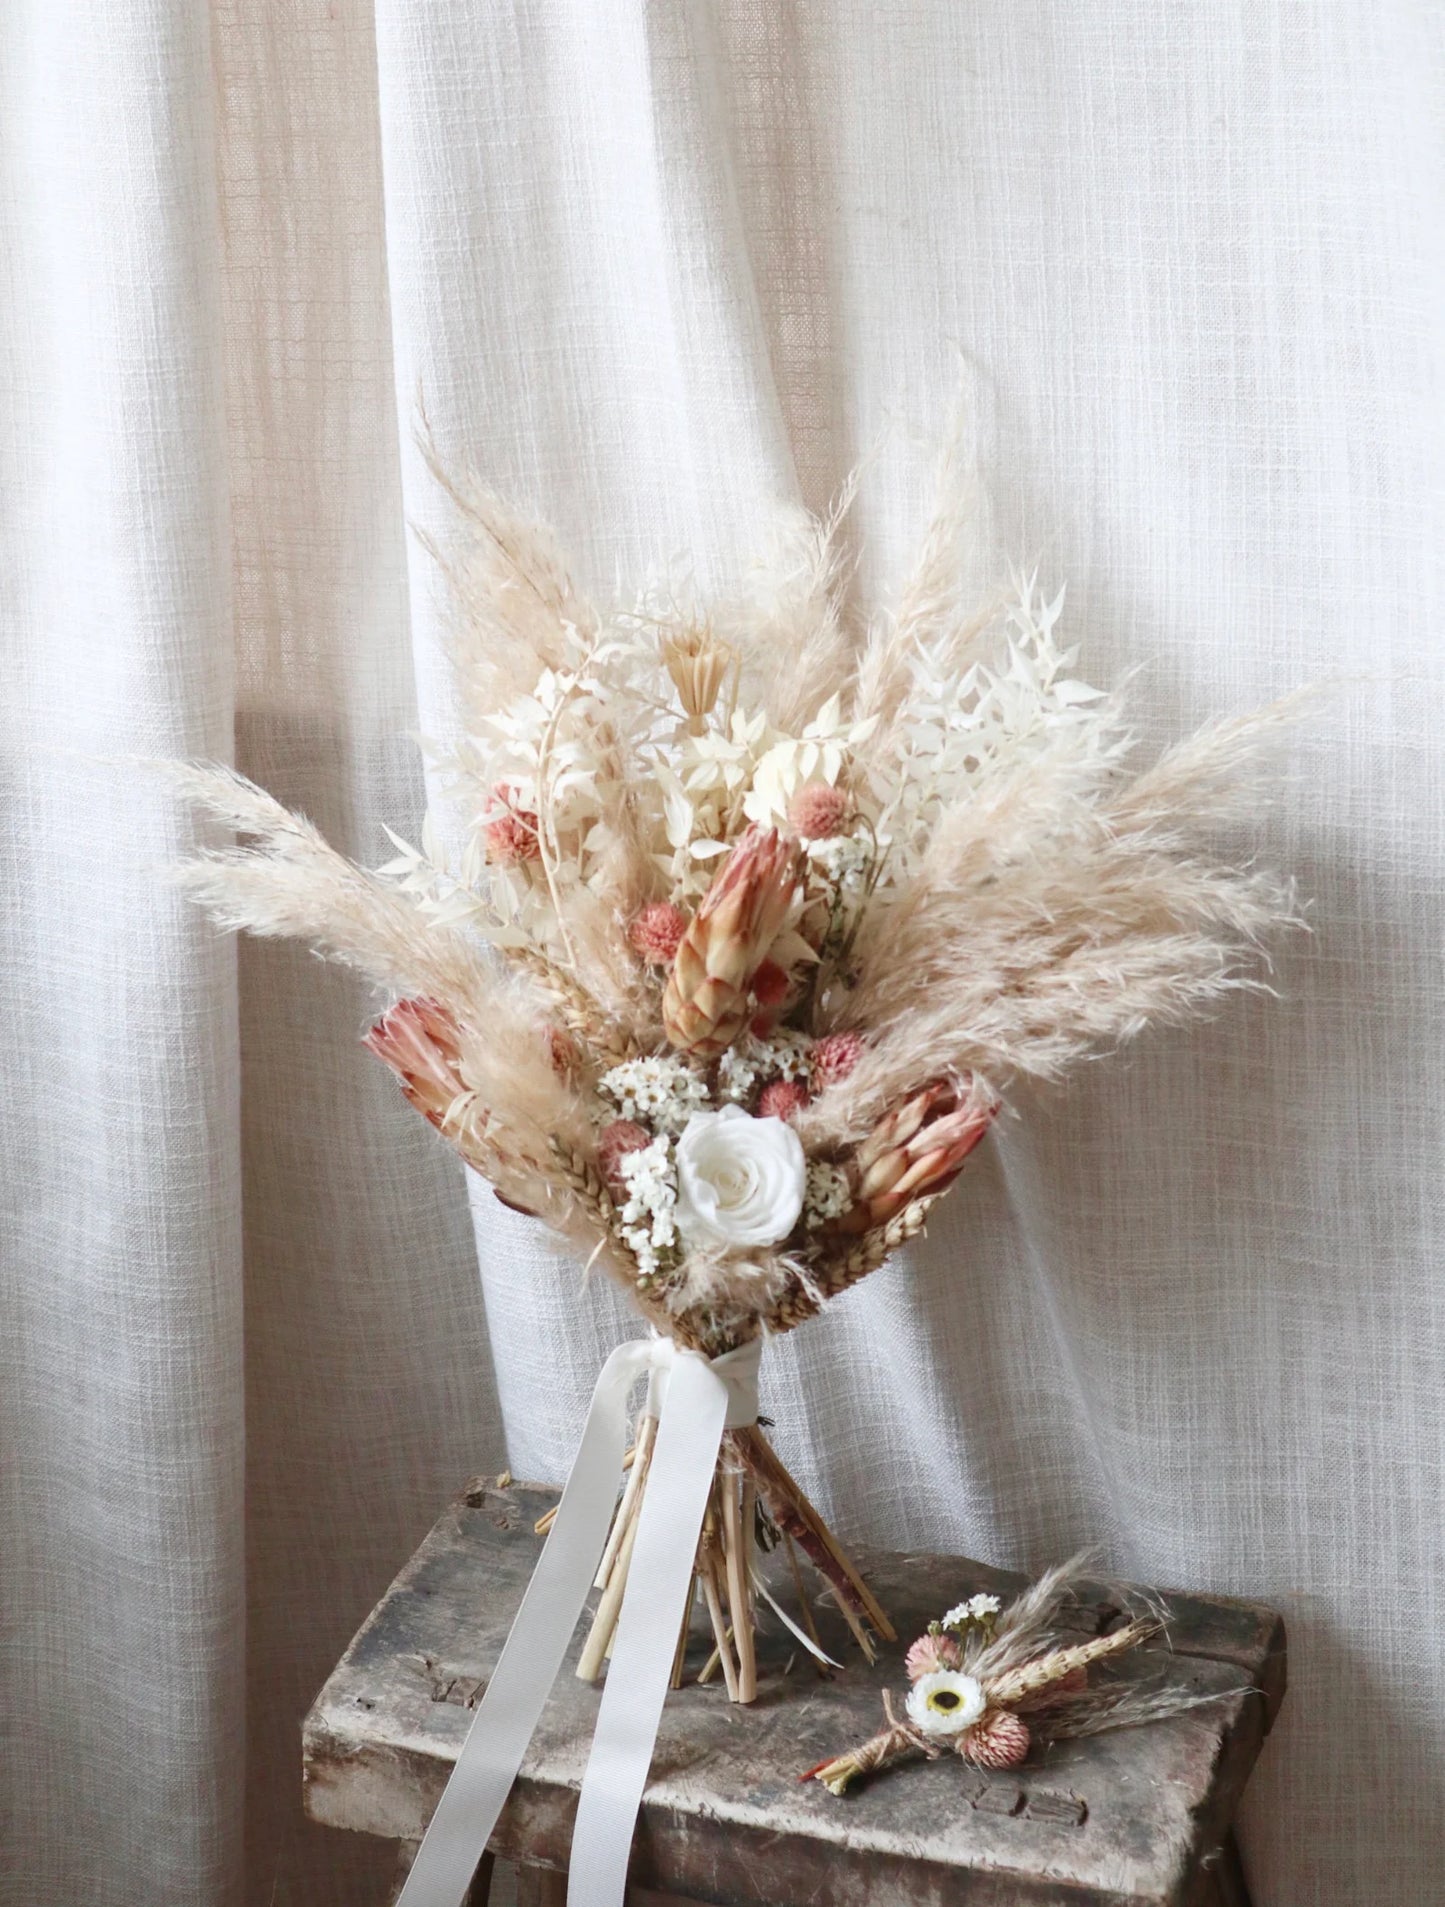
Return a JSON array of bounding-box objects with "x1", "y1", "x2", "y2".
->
[{"x1": 905, "y1": 1670, "x2": 987, "y2": 1738}]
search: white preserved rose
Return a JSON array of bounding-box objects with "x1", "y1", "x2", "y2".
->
[{"x1": 674, "y1": 1104, "x2": 806, "y2": 1249}]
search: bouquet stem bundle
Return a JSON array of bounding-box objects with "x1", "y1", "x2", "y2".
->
[{"x1": 558, "y1": 1424, "x2": 894, "y2": 1699}]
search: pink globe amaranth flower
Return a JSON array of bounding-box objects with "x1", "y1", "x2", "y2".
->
[
  {"x1": 758, "y1": 1078, "x2": 809, "y2": 1122},
  {"x1": 597, "y1": 1119, "x2": 652, "y2": 1191},
  {"x1": 958, "y1": 1708, "x2": 1031, "y2": 1770},
  {"x1": 905, "y1": 1631, "x2": 962, "y2": 1682},
  {"x1": 628, "y1": 901, "x2": 688, "y2": 965},
  {"x1": 789, "y1": 782, "x2": 851, "y2": 840},
  {"x1": 484, "y1": 809, "x2": 541, "y2": 865},
  {"x1": 811, "y1": 1030, "x2": 863, "y2": 1092}
]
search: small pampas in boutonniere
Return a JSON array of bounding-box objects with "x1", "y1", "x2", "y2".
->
[{"x1": 805, "y1": 1557, "x2": 1220, "y2": 1794}]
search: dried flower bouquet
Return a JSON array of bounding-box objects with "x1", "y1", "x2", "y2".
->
[{"x1": 176, "y1": 442, "x2": 1297, "y2": 1702}]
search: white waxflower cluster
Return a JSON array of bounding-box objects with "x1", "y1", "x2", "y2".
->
[
  {"x1": 767, "y1": 1031, "x2": 814, "y2": 1081},
  {"x1": 716, "y1": 1032, "x2": 814, "y2": 1104},
  {"x1": 941, "y1": 1593, "x2": 1003, "y2": 1630},
  {"x1": 803, "y1": 1161, "x2": 852, "y2": 1230},
  {"x1": 807, "y1": 831, "x2": 872, "y2": 894},
  {"x1": 616, "y1": 1135, "x2": 679, "y2": 1279},
  {"x1": 598, "y1": 1056, "x2": 710, "y2": 1133}
]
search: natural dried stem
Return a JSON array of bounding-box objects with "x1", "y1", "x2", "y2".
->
[
  {"x1": 697, "y1": 1488, "x2": 740, "y2": 1698},
  {"x1": 581, "y1": 1424, "x2": 886, "y2": 1703},
  {"x1": 807, "y1": 1693, "x2": 934, "y2": 1794},
  {"x1": 595, "y1": 1415, "x2": 656, "y2": 1588},
  {"x1": 783, "y1": 1532, "x2": 828, "y2": 1674},
  {"x1": 576, "y1": 1432, "x2": 654, "y2": 1681},
  {"x1": 720, "y1": 1472, "x2": 757, "y2": 1703},
  {"x1": 727, "y1": 1427, "x2": 895, "y2": 1644}
]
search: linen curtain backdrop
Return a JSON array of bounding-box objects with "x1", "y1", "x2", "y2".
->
[{"x1": 3, "y1": 3, "x2": 1440, "y2": 1902}]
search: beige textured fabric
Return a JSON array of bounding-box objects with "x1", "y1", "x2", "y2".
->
[{"x1": 2, "y1": 3, "x2": 1440, "y2": 1903}]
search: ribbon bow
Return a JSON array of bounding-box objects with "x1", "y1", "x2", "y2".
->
[{"x1": 396, "y1": 1333, "x2": 762, "y2": 1907}]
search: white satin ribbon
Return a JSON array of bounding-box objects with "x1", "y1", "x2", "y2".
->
[{"x1": 395, "y1": 1333, "x2": 761, "y2": 1907}]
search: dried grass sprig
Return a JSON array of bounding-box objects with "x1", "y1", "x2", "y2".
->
[
  {"x1": 172, "y1": 763, "x2": 502, "y2": 1010},
  {"x1": 730, "y1": 490, "x2": 862, "y2": 737},
  {"x1": 414, "y1": 420, "x2": 599, "y2": 737}
]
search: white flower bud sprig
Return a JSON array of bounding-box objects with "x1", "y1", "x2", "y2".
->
[{"x1": 938, "y1": 1592, "x2": 1003, "y2": 1639}]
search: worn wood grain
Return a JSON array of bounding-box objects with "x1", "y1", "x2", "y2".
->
[{"x1": 305, "y1": 1478, "x2": 1284, "y2": 1907}]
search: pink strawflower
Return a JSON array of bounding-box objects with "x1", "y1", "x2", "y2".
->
[
  {"x1": 597, "y1": 1119, "x2": 652, "y2": 1191},
  {"x1": 789, "y1": 782, "x2": 851, "y2": 840},
  {"x1": 628, "y1": 901, "x2": 688, "y2": 965},
  {"x1": 758, "y1": 1078, "x2": 809, "y2": 1122},
  {"x1": 811, "y1": 1030, "x2": 863, "y2": 1092},
  {"x1": 905, "y1": 1632, "x2": 962, "y2": 1682}
]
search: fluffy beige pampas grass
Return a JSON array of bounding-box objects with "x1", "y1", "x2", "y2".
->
[
  {"x1": 800, "y1": 694, "x2": 1305, "y2": 1151},
  {"x1": 171, "y1": 761, "x2": 606, "y2": 1230}
]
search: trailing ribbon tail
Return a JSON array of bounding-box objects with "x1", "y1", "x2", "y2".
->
[{"x1": 395, "y1": 1336, "x2": 761, "y2": 1907}]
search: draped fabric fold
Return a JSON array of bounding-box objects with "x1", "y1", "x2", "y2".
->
[{"x1": 3, "y1": 4, "x2": 1443, "y2": 1905}]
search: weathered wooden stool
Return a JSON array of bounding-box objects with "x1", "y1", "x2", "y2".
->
[{"x1": 303, "y1": 1477, "x2": 1284, "y2": 1907}]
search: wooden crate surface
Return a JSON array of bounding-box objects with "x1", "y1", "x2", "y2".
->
[{"x1": 304, "y1": 1478, "x2": 1284, "y2": 1907}]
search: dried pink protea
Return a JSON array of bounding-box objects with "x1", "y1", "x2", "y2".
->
[
  {"x1": 904, "y1": 1632, "x2": 962, "y2": 1682},
  {"x1": 789, "y1": 782, "x2": 851, "y2": 840},
  {"x1": 838, "y1": 1082, "x2": 995, "y2": 1232},
  {"x1": 811, "y1": 1030, "x2": 863, "y2": 1092},
  {"x1": 628, "y1": 901, "x2": 688, "y2": 965},
  {"x1": 957, "y1": 1708, "x2": 1031, "y2": 1770},
  {"x1": 758, "y1": 1079, "x2": 809, "y2": 1123},
  {"x1": 364, "y1": 997, "x2": 468, "y2": 1133},
  {"x1": 663, "y1": 825, "x2": 804, "y2": 1058},
  {"x1": 596, "y1": 1120, "x2": 652, "y2": 1192}
]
